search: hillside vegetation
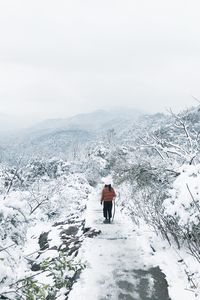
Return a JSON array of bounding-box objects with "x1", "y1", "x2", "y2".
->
[{"x1": 0, "y1": 106, "x2": 200, "y2": 299}]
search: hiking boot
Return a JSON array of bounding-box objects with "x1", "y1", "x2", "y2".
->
[{"x1": 103, "y1": 219, "x2": 108, "y2": 224}]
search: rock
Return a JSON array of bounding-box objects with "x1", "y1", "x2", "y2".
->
[
  {"x1": 60, "y1": 226, "x2": 79, "y2": 237},
  {"x1": 38, "y1": 232, "x2": 49, "y2": 250},
  {"x1": 83, "y1": 227, "x2": 91, "y2": 233},
  {"x1": 48, "y1": 246, "x2": 58, "y2": 251},
  {"x1": 0, "y1": 295, "x2": 8, "y2": 299},
  {"x1": 31, "y1": 262, "x2": 41, "y2": 271},
  {"x1": 84, "y1": 228, "x2": 101, "y2": 238}
]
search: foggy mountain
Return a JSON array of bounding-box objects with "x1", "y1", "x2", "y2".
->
[
  {"x1": 0, "y1": 108, "x2": 145, "y2": 163},
  {"x1": 29, "y1": 108, "x2": 143, "y2": 132}
]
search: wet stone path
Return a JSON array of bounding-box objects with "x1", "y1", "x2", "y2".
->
[{"x1": 68, "y1": 191, "x2": 171, "y2": 300}]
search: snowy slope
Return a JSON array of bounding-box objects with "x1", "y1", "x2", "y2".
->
[{"x1": 69, "y1": 186, "x2": 199, "y2": 300}]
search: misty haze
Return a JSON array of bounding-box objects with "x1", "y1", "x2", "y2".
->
[{"x1": 0, "y1": 1, "x2": 200, "y2": 300}]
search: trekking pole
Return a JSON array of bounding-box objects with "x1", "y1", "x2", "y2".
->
[{"x1": 112, "y1": 197, "x2": 116, "y2": 222}]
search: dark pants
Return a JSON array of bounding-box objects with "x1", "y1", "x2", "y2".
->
[{"x1": 103, "y1": 201, "x2": 113, "y2": 220}]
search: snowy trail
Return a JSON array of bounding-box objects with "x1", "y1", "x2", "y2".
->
[{"x1": 68, "y1": 189, "x2": 171, "y2": 300}]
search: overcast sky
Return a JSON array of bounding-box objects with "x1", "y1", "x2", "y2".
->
[{"x1": 0, "y1": 0, "x2": 200, "y2": 121}]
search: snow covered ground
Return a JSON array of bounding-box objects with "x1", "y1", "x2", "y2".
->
[{"x1": 68, "y1": 186, "x2": 200, "y2": 300}]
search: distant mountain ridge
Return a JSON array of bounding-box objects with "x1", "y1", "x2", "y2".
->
[
  {"x1": 30, "y1": 108, "x2": 143, "y2": 133},
  {"x1": 0, "y1": 108, "x2": 169, "y2": 163}
]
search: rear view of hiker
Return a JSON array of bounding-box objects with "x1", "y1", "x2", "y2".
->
[{"x1": 100, "y1": 182, "x2": 116, "y2": 223}]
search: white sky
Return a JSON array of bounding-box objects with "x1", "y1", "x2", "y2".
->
[{"x1": 0, "y1": 0, "x2": 200, "y2": 120}]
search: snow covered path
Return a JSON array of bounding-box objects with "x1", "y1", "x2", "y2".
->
[{"x1": 68, "y1": 189, "x2": 171, "y2": 300}]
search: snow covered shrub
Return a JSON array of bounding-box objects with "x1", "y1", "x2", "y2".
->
[
  {"x1": 23, "y1": 158, "x2": 71, "y2": 184},
  {"x1": 0, "y1": 157, "x2": 91, "y2": 298},
  {"x1": 15, "y1": 254, "x2": 85, "y2": 300},
  {"x1": 163, "y1": 164, "x2": 200, "y2": 261},
  {"x1": 0, "y1": 192, "x2": 29, "y2": 243},
  {"x1": 42, "y1": 173, "x2": 91, "y2": 219},
  {"x1": 138, "y1": 107, "x2": 200, "y2": 166},
  {"x1": 82, "y1": 144, "x2": 111, "y2": 185},
  {"x1": 106, "y1": 145, "x2": 134, "y2": 172},
  {"x1": 0, "y1": 159, "x2": 71, "y2": 194},
  {"x1": 114, "y1": 161, "x2": 176, "y2": 227},
  {"x1": 0, "y1": 192, "x2": 29, "y2": 288}
]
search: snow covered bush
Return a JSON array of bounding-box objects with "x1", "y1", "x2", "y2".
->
[
  {"x1": 112, "y1": 106, "x2": 200, "y2": 265},
  {"x1": 0, "y1": 158, "x2": 71, "y2": 195},
  {"x1": 0, "y1": 158, "x2": 91, "y2": 299},
  {"x1": 114, "y1": 161, "x2": 177, "y2": 227},
  {"x1": 14, "y1": 254, "x2": 85, "y2": 300},
  {"x1": 0, "y1": 191, "x2": 30, "y2": 289},
  {"x1": 82, "y1": 144, "x2": 112, "y2": 185},
  {"x1": 139, "y1": 108, "x2": 200, "y2": 166},
  {"x1": 162, "y1": 164, "x2": 200, "y2": 262},
  {"x1": 24, "y1": 158, "x2": 71, "y2": 181}
]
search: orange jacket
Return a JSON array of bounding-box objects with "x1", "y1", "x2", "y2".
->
[{"x1": 101, "y1": 186, "x2": 116, "y2": 201}]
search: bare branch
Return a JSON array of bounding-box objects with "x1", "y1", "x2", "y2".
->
[
  {"x1": 6, "y1": 206, "x2": 28, "y2": 222},
  {"x1": 186, "y1": 183, "x2": 200, "y2": 213},
  {"x1": 0, "y1": 243, "x2": 15, "y2": 253},
  {"x1": 30, "y1": 196, "x2": 48, "y2": 215}
]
